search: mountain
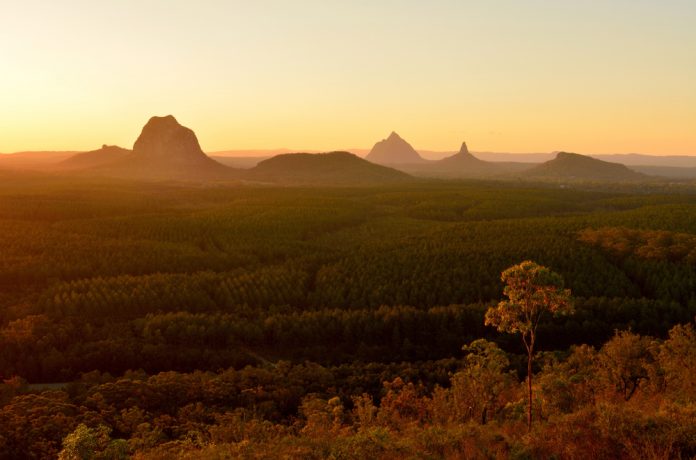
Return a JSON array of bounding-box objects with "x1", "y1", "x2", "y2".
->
[
  {"x1": 393, "y1": 142, "x2": 531, "y2": 178},
  {"x1": 419, "y1": 142, "x2": 498, "y2": 177},
  {"x1": 437, "y1": 142, "x2": 489, "y2": 167},
  {"x1": 90, "y1": 116, "x2": 236, "y2": 180},
  {"x1": 525, "y1": 152, "x2": 646, "y2": 181},
  {"x1": 132, "y1": 115, "x2": 208, "y2": 162},
  {"x1": 365, "y1": 132, "x2": 426, "y2": 165},
  {"x1": 56, "y1": 145, "x2": 130, "y2": 170},
  {"x1": 246, "y1": 151, "x2": 412, "y2": 185}
]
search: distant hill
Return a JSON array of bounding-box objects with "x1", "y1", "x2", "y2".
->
[
  {"x1": 629, "y1": 165, "x2": 696, "y2": 179},
  {"x1": 474, "y1": 152, "x2": 556, "y2": 163},
  {"x1": 246, "y1": 151, "x2": 412, "y2": 185},
  {"x1": 0, "y1": 151, "x2": 79, "y2": 169},
  {"x1": 365, "y1": 132, "x2": 426, "y2": 165},
  {"x1": 394, "y1": 142, "x2": 531, "y2": 178},
  {"x1": 57, "y1": 145, "x2": 130, "y2": 170},
  {"x1": 525, "y1": 152, "x2": 646, "y2": 181},
  {"x1": 437, "y1": 142, "x2": 481, "y2": 165},
  {"x1": 211, "y1": 148, "x2": 314, "y2": 157},
  {"x1": 432, "y1": 142, "x2": 510, "y2": 175},
  {"x1": 212, "y1": 155, "x2": 270, "y2": 169}
]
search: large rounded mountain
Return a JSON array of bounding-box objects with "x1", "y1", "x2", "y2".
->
[
  {"x1": 132, "y1": 115, "x2": 209, "y2": 163},
  {"x1": 123, "y1": 115, "x2": 232, "y2": 178},
  {"x1": 79, "y1": 115, "x2": 235, "y2": 180}
]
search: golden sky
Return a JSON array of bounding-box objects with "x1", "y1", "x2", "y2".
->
[{"x1": 1, "y1": 1, "x2": 695, "y2": 154}]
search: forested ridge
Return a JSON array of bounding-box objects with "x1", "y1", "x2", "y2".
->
[{"x1": 1, "y1": 176, "x2": 696, "y2": 458}]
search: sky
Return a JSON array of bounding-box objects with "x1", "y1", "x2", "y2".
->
[{"x1": 1, "y1": 0, "x2": 695, "y2": 155}]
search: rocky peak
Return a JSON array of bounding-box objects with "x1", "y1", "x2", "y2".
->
[
  {"x1": 366, "y1": 131, "x2": 425, "y2": 164},
  {"x1": 555, "y1": 151, "x2": 580, "y2": 159},
  {"x1": 132, "y1": 115, "x2": 206, "y2": 161}
]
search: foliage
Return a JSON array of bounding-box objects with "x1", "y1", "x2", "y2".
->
[
  {"x1": 1, "y1": 177, "x2": 696, "y2": 457},
  {"x1": 597, "y1": 330, "x2": 659, "y2": 401},
  {"x1": 485, "y1": 261, "x2": 573, "y2": 429}
]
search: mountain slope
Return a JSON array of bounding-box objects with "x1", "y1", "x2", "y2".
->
[
  {"x1": 57, "y1": 145, "x2": 131, "y2": 170},
  {"x1": 365, "y1": 132, "x2": 426, "y2": 165},
  {"x1": 246, "y1": 151, "x2": 412, "y2": 185},
  {"x1": 436, "y1": 142, "x2": 483, "y2": 165},
  {"x1": 591, "y1": 153, "x2": 696, "y2": 168},
  {"x1": 525, "y1": 152, "x2": 645, "y2": 181},
  {"x1": 434, "y1": 142, "x2": 513, "y2": 175}
]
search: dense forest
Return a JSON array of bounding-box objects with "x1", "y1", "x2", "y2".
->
[{"x1": 1, "y1": 175, "x2": 695, "y2": 458}]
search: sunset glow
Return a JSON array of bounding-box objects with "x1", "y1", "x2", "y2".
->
[{"x1": 1, "y1": 0, "x2": 695, "y2": 154}]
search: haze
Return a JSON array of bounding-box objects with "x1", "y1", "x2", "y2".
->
[{"x1": 1, "y1": 0, "x2": 695, "y2": 154}]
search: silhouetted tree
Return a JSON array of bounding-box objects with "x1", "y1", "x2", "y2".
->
[{"x1": 485, "y1": 261, "x2": 573, "y2": 430}]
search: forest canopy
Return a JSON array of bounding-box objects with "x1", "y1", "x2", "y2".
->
[{"x1": 1, "y1": 177, "x2": 696, "y2": 458}]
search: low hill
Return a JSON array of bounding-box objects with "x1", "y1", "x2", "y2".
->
[
  {"x1": 246, "y1": 151, "x2": 413, "y2": 185},
  {"x1": 0, "y1": 151, "x2": 79, "y2": 169},
  {"x1": 365, "y1": 132, "x2": 426, "y2": 165},
  {"x1": 212, "y1": 155, "x2": 270, "y2": 169},
  {"x1": 525, "y1": 152, "x2": 646, "y2": 181},
  {"x1": 474, "y1": 151, "x2": 555, "y2": 163},
  {"x1": 630, "y1": 165, "x2": 696, "y2": 179},
  {"x1": 57, "y1": 145, "x2": 130, "y2": 170}
]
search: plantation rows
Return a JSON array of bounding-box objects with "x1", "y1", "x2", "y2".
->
[{"x1": 1, "y1": 180, "x2": 696, "y2": 382}]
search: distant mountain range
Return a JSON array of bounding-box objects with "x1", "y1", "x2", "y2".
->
[
  {"x1": 3, "y1": 116, "x2": 411, "y2": 185},
  {"x1": 359, "y1": 132, "x2": 694, "y2": 180},
  {"x1": 2, "y1": 121, "x2": 695, "y2": 182}
]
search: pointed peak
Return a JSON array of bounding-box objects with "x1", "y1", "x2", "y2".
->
[
  {"x1": 366, "y1": 131, "x2": 424, "y2": 164},
  {"x1": 459, "y1": 142, "x2": 470, "y2": 155}
]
